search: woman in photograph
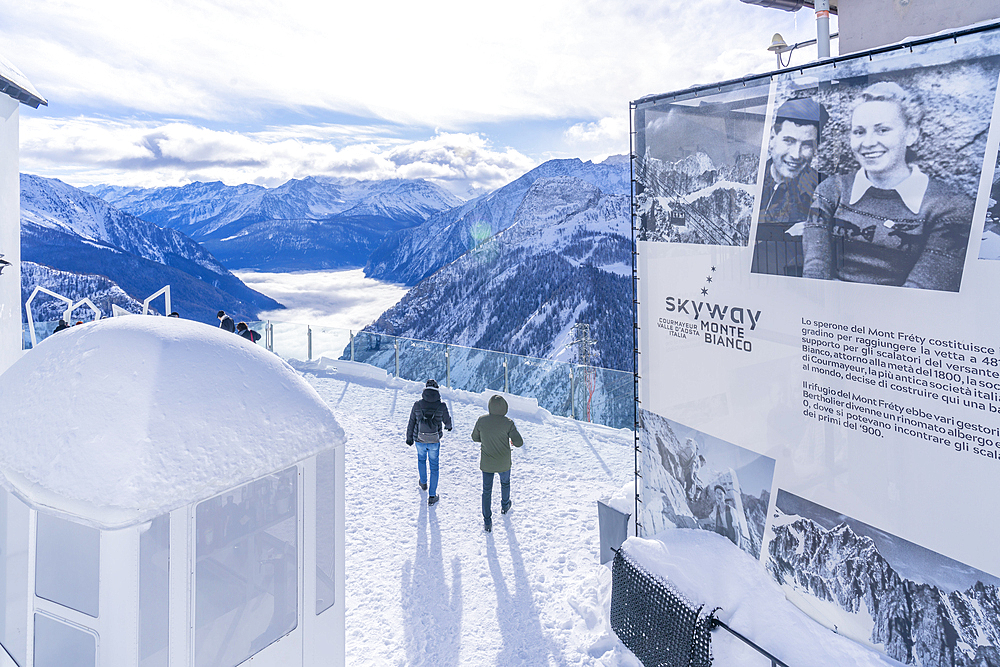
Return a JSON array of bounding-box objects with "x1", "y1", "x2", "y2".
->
[{"x1": 802, "y1": 82, "x2": 975, "y2": 291}]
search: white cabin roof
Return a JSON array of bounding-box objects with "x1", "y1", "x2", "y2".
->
[
  {"x1": 0, "y1": 316, "x2": 344, "y2": 529},
  {"x1": 0, "y1": 50, "x2": 46, "y2": 108}
]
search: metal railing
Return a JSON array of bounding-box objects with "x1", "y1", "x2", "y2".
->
[{"x1": 23, "y1": 319, "x2": 635, "y2": 431}]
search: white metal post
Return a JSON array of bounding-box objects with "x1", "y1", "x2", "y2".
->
[
  {"x1": 307, "y1": 326, "x2": 312, "y2": 361},
  {"x1": 350, "y1": 331, "x2": 354, "y2": 362},
  {"x1": 445, "y1": 344, "x2": 450, "y2": 389},
  {"x1": 815, "y1": 0, "x2": 831, "y2": 58},
  {"x1": 394, "y1": 338, "x2": 399, "y2": 378}
]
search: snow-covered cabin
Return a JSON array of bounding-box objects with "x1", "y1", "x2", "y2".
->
[
  {"x1": 0, "y1": 316, "x2": 346, "y2": 667},
  {"x1": 0, "y1": 51, "x2": 45, "y2": 377}
]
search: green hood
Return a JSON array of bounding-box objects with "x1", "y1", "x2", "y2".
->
[{"x1": 488, "y1": 394, "x2": 508, "y2": 416}]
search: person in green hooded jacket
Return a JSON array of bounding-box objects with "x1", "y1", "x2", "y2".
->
[{"x1": 471, "y1": 394, "x2": 523, "y2": 533}]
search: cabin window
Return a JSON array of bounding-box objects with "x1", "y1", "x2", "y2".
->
[
  {"x1": 35, "y1": 515, "x2": 100, "y2": 618},
  {"x1": 33, "y1": 613, "x2": 96, "y2": 667},
  {"x1": 195, "y1": 466, "x2": 298, "y2": 667},
  {"x1": 0, "y1": 490, "x2": 29, "y2": 666},
  {"x1": 139, "y1": 514, "x2": 170, "y2": 667},
  {"x1": 316, "y1": 449, "x2": 336, "y2": 615}
]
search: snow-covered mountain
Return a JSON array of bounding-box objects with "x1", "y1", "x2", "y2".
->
[
  {"x1": 358, "y1": 173, "x2": 632, "y2": 372},
  {"x1": 768, "y1": 514, "x2": 1000, "y2": 667},
  {"x1": 85, "y1": 176, "x2": 463, "y2": 271},
  {"x1": 21, "y1": 174, "x2": 280, "y2": 323},
  {"x1": 635, "y1": 151, "x2": 756, "y2": 246},
  {"x1": 364, "y1": 156, "x2": 630, "y2": 286}
]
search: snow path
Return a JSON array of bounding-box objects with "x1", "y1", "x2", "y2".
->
[{"x1": 303, "y1": 368, "x2": 635, "y2": 666}]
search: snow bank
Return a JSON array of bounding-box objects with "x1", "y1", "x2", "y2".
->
[
  {"x1": 0, "y1": 316, "x2": 344, "y2": 529},
  {"x1": 621, "y1": 531, "x2": 900, "y2": 666}
]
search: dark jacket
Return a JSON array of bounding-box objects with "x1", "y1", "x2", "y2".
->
[
  {"x1": 241, "y1": 329, "x2": 260, "y2": 343},
  {"x1": 219, "y1": 315, "x2": 236, "y2": 333},
  {"x1": 406, "y1": 386, "x2": 452, "y2": 445},
  {"x1": 471, "y1": 395, "x2": 523, "y2": 473}
]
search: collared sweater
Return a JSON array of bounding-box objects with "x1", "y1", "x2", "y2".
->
[{"x1": 803, "y1": 172, "x2": 974, "y2": 291}]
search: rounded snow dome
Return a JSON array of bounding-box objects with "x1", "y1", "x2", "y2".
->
[{"x1": 0, "y1": 316, "x2": 345, "y2": 529}]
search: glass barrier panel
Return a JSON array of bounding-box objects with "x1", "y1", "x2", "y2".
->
[
  {"x1": 309, "y1": 326, "x2": 351, "y2": 363},
  {"x1": 446, "y1": 345, "x2": 506, "y2": 394},
  {"x1": 269, "y1": 322, "x2": 310, "y2": 362},
  {"x1": 397, "y1": 338, "x2": 448, "y2": 385},
  {"x1": 347, "y1": 332, "x2": 397, "y2": 376},
  {"x1": 506, "y1": 354, "x2": 573, "y2": 419}
]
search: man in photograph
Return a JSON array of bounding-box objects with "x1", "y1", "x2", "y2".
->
[
  {"x1": 710, "y1": 484, "x2": 738, "y2": 546},
  {"x1": 751, "y1": 97, "x2": 828, "y2": 276}
]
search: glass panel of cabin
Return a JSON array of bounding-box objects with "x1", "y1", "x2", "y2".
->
[
  {"x1": 33, "y1": 614, "x2": 96, "y2": 667},
  {"x1": 35, "y1": 515, "x2": 100, "y2": 618},
  {"x1": 316, "y1": 450, "x2": 336, "y2": 615},
  {"x1": 139, "y1": 514, "x2": 170, "y2": 667},
  {"x1": 0, "y1": 490, "x2": 29, "y2": 666},
  {"x1": 195, "y1": 466, "x2": 298, "y2": 667}
]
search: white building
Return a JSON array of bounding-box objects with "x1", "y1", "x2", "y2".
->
[
  {"x1": 0, "y1": 316, "x2": 346, "y2": 667},
  {"x1": 0, "y1": 51, "x2": 45, "y2": 377}
]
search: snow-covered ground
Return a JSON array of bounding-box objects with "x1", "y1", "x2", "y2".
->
[
  {"x1": 298, "y1": 358, "x2": 902, "y2": 667},
  {"x1": 296, "y1": 359, "x2": 638, "y2": 666}
]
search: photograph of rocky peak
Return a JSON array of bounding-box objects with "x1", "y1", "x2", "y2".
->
[
  {"x1": 633, "y1": 81, "x2": 769, "y2": 247},
  {"x1": 639, "y1": 409, "x2": 774, "y2": 559},
  {"x1": 768, "y1": 490, "x2": 1000, "y2": 667}
]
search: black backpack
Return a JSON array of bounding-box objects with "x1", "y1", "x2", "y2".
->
[{"x1": 415, "y1": 408, "x2": 442, "y2": 443}]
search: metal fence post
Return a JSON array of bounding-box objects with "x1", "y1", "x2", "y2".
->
[
  {"x1": 350, "y1": 330, "x2": 355, "y2": 361},
  {"x1": 445, "y1": 344, "x2": 451, "y2": 388},
  {"x1": 394, "y1": 337, "x2": 399, "y2": 378},
  {"x1": 503, "y1": 355, "x2": 508, "y2": 393},
  {"x1": 570, "y1": 365, "x2": 576, "y2": 420},
  {"x1": 307, "y1": 326, "x2": 312, "y2": 361}
]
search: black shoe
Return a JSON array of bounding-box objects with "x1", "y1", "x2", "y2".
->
[
  {"x1": 484, "y1": 520, "x2": 492, "y2": 533},
  {"x1": 501, "y1": 500, "x2": 513, "y2": 515},
  {"x1": 419, "y1": 482, "x2": 428, "y2": 491},
  {"x1": 428, "y1": 495, "x2": 439, "y2": 506}
]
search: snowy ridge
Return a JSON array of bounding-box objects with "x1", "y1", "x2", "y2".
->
[{"x1": 364, "y1": 156, "x2": 629, "y2": 286}]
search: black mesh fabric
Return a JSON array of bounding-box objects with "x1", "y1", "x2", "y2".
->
[{"x1": 610, "y1": 548, "x2": 713, "y2": 667}]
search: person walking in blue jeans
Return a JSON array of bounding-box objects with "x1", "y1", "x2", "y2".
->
[
  {"x1": 406, "y1": 379, "x2": 452, "y2": 505},
  {"x1": 472, "y1": 395, "x2": 523, "y2": 532}
]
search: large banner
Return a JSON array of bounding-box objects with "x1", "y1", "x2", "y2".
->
[{"x1": 634, "y1": 26, "x2": 1000, "y2": 667}]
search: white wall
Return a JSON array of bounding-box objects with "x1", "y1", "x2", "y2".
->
[
  {"x1": 839, "y1": 0, "x2": 1000, "y2": 53},
  {"x1": 0, "y1": 95, "x2": 18, "y2": 377}
]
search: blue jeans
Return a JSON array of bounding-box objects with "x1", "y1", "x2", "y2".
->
[
  {"x1": 416, "y1": 441, "x2": 440, "y2": 496},
  {"x1": 482, "y1": 470, "x2": 510, "y2": 522}
]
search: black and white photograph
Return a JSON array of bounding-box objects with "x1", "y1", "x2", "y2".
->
[
  {"x1": 752, "y1": 52, "x2": 1000, "y2": 291},
  {"x1": 639, "y1": 409, "x2": 775, "y2": 559},
  {"x1": 768, "y1": 490, "x2": 1000, "y2": 667},
  {"x1": 634, "y1": 80, "x2": 770, "y2": 247},
  {"x1": 979, "y1": 150, "x2": 1000, "y2": 260}
]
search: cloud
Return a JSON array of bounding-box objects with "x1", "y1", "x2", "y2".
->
[
  {"x1": 19, "y1": 117, "x2": 536, "y2": 196},
  {"x1": 564, "y1": 116, "x2": 629, "y2": 160}
]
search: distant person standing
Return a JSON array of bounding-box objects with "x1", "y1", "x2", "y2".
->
[
  {"x1": 405, "y1": 379, "x2": 452, "y2": 506},
  {"x1": 237, "y1": 322, "x2": 260, "y2": 343},
  {"x1": 53, "y1": 319, "x2": 70, "y2": 333},
  {"x1": 217, "y1": 310, "x2": 236, "y2": 333},
  {"x1": 472, "y1": 395, "x2": 523, "y2": 533}
]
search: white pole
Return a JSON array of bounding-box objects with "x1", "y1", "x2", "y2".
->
[{"x1": 815, "y1": 0, "x2": 831, "y2": 58}]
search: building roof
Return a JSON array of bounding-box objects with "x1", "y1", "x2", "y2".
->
[
  {"x1": 0, "y1": 316, "x2": 344, "y2": 529},
  {"x1": 0, "y1": 51, "x2": 46, "y2": 108}
]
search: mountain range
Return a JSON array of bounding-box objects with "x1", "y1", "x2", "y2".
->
[
  {"x1": 20, "y1": 174, "x2": 280, "y2": 324},
  {"x1": 768, "y1": 513, "x2": 1000, "y2": 667},
  {"x1": 86, "y1": 177, "x2": 462, "y2": 271}
]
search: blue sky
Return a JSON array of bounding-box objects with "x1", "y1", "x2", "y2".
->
[{"x1": 1, "y1": 0, "x2": 836, "y2": 197}]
